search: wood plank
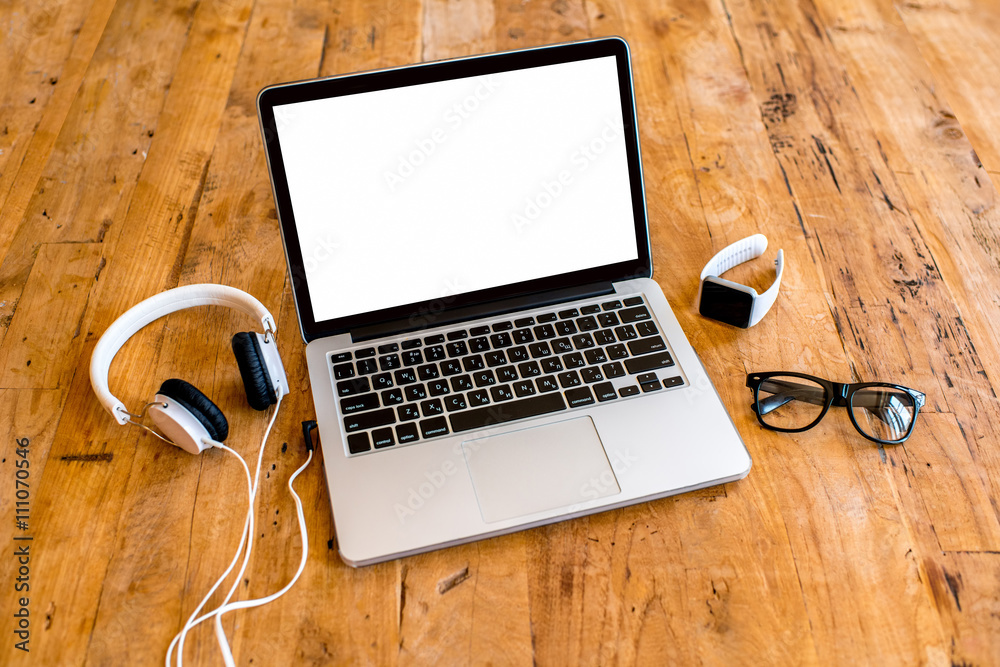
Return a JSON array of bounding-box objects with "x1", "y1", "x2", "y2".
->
[{"x1": 0, "y1": 243, "x2": 102, "y2": 389}]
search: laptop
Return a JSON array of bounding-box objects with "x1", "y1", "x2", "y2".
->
[{"x1": 257, "y1": 37, "x2": 751, "y2": 566}]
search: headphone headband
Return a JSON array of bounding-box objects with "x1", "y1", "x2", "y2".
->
[{"x1": 90, "y1": 284, "x2": 278, "y2": 425}]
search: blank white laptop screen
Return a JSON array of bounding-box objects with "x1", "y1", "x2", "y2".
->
[{"x1": 274, "y1": 56, "x2": 639, "y2": 324}]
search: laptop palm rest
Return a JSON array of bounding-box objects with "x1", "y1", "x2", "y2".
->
[{"x1": 461, "y1": 416, "x2": 620, "y2": 524}]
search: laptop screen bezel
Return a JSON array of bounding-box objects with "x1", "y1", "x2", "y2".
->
[{"x1": 258, "y1": 37, "x2": 652, "y2": 342}]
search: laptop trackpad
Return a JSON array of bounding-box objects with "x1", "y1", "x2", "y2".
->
[{"x1": 461, "y1": 416, "x2": 620, "y2": 524}]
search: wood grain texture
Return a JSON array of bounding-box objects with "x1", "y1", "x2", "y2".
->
[{"x1": 1, "y1": 0, "x2": 998, "y2": 664}]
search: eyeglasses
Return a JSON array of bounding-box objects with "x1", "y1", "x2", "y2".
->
[{"x1": 745, "y1": 372, "x2": 926, "y2": 444}]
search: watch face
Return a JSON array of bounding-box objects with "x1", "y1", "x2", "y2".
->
[{"x1": 699, "y1": 280, "x2": 754, "y2": 328}]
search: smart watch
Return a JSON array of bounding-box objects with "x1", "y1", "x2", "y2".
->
[{"x1": 696, "y1": 234, "x2": 784, "y2": 328}]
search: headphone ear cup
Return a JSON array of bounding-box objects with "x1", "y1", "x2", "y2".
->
[
  {"x1": 157, "y1": 378, "x2": 229, "y2": 442},
  {"x1": 232, "y1": 332, "x2": 276, "y2": 411}
]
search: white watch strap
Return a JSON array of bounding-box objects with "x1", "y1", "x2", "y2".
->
[
  {"x1": 748, "y1": 249, "x2": 784, "y2": 326},
  {"x1": 699, "y1": 233, "x2": 769, "y2": 281},
  {"x1": 90, "y1": 284, "x2": 277, "y2": 425}
]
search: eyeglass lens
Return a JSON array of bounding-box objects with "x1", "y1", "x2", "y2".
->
[
  {"x1": 849, "y1": 387, "x2": 916, "y2": 443},
  {"x1": 756, "y1": 376, "x2": 828, "y2": 430}
]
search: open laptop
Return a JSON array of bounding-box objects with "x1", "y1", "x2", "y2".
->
[{"x1": 257, "y1": 37, "x2": 751, "y2": 566}]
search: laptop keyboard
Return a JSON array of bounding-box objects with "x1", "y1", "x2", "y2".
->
[{"x1": 330, "y1": 295, "x2": 684, "y2": 455}]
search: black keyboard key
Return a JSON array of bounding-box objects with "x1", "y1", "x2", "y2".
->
[
  {"x1": 628, "y1": 336, "x2": 666, "y2": 356},
  {"x1": 490, "y1": 332, "x2": 513, "y2": 348},
  {"x1": 418, "y1": 364, "x2": 439, "y2": 381},
  {"x1": 562, "y1": 353, "x2": 585, "y2": 369},
  {"x1": 619, "y1": 385, "x2": 640, "y2": 397},
  {"x1": 447, "y1": 330, "x2": 468, "y2": 340},
  {"x1": 533, "y1": 323, "x2": 556, "y2": 340},
  {"x1": 343, "y1": 408, "x2": 395, "y2": 432},
  {"x1": 663, "y1": 376, "x2": 684, "y2": 388},
  {"x1": 485, "y1": 351, "x2": 507, "y2": 367},
  {"x1": 572, "y1": 333, "x2": 595, "y2": 349},
  {"x1": 637, "y1": 373, "x2": 656, "y2": 383},
  {"x1": 585, "y1": 348, "x2": 608, "y2": 365},
  {"x1": 445, "y1": 394, "x2": 468, "y2": 412},
  {"x1": 427, "y1": 380, "x2": 450, "y2": 397},
  {"x1": 581, "y1": 367, "x2": 604, "y2": 383},
  {"x1": 331, "y1": 352, "x2": 352, "y2": 363},
  {"x1": 421, "y1": 399, "x2": 444, "y2": 416},
  {"x1": 565, "y1": 387, "x2": 595, "y2": 408},
  {"x1": 555, "y1": 320, "x2": 577, "y2": 336},
  {"x1": 425, "y1": 345, "x2": 446, "y2": 361},
  {"x1": 372, "y1": 373, "x2": 393, "y2": 390},
  {"x1": 341, "y1": 392, "x2": 380, "y2": 414},
  {"x1": 541, "y1": 358, "x2": 564, "y2": 374},
  {"x1": 518, "y1": 361, "x2": 541, "y2": 377},
  {"x1": 558, "y1": 371, "x2": 582, "y2": 388},
  {"x1": 333, "y1": 363, "x2": 355, "y2": 380},
  {"x1": 474, "y1": 370, "x2": 496, "y2": 387},
  {"x1": 602, "y1": 300, "x2": 622, "y2": 310},
  {"x1": 462, "y1": 355, "x2": 485, "y2": 372},
  {"x1": 641, "y1": 378, "x2": 662, "y2": 392},
  {"x1": 607, "y1": 344, "x2": 629, "y2": 360},
  {"x1": 382, "y1": 389, "x2": 404, "y2": 405},
  {"x1": 577, "y1": 316, "x2": 599, "y2": 331},
  {"x1": 603, "y1": 362, "x2": 626, "y2": 378},
  {"x1": 496, "y1": 366, "x2": 518, "y2": 383},
  {"x1": 625, "y1": 352, "x2": 675, "y2": 374},
  {"x1": 513, "y1": 380, "x2": 536, "y2": 397},
  {"x1": 470, "y1": 337, "x2": 490, "y2": 353},
  {"x1": 594, "y1": 382, "x2": 617, "y2": 402},
  {"x1": 447, "y1": 341, "x2": 468, "y2": 357},
  {"x1": 451, "y1": 374, "x2": 474, "y2": 392},
  {"x1": 401, "y1": 339, "x2": 422, "y2": 350},
  {"x1": 378, "y1": 343, "x2": 399, "y2": 354},
  {"x1": 395, "y1": 368, "x2": 417, "y2": 385},
  {"x1": 581, "y1": 304, "x2": 601, "y2": 315},
  {"x1": 537, "y1": 376, "x2": 559, "y2": 393},
  {"x1": 637, "y1": 321, "x2": 659, "y2": 337},
  {"x1": 594, "y1": 329, "x2": 617, "y2": 346},
  {"x1": 347, "y1": 432, "x2": 370, "y2": 454},
  {"x1": 372, "y1": 428, "x2": 395, "y2": 449},
  {"x1": 491, "y1": 321, "x2": 513, "y2": 331},
  {"x1": 356, "y1": 359, "x2": 378, "y2": 375},
  {"x1": 514, "y1": 317, "x2": 535, "y2": 327},
  {"x1": 396, "y1": 422, "x2": 419, "y2": 443},
  {"x1": 337, "y1": 377, "x2": 370, "y2": 397},
  {"x1": 558, "y1": 308, "x2": 578, "y2": 319},
  {"x1": 552, "y1": 338, "x2": 573, "y2": 354},
  {"x1": 468, "y1": 389, "x2": 490, "y2": 406},
  {"x1": 614, "y1": 325, "x2": 638, "y2": 341},
  {"x1": 450, "y1": 393, "x2": 567, "y2": 432},
  {"x1": 490, "y1": 385, "x2": 514, "y2": 402},
  {"x1": 529, "y1": 342, "x2": 551, "y2": 358},
  {"x1": 623, "y1": 296, "x2": 643, "y2": 306},
  {"x1": 508, "y1": 346, "x2": 529, "y2": 363},
  {"x1": 420, "y1": 417, "x2": 449, "y2": 438},
  {"x1": 470, "y1": 325, "x2": 491, "y2": 336},
  {"x1": 403, "y1": 350, "x2": 423, "y2": 366},
  {"x1": 619, "y1": 306, "x2": 651, "y2": 323},
  {"x1": 398, "y1": 404, "x2": 420, "y2": 421},
  {"x1": 355, "y1": 347, "x2": 376, "y2": 358},
  {"x1": 424, "y1": 334, "x2": 445, "y2": 345},
  {"x1": 405, "y1": 384, "x2": 427, "y2": 402},
  {"x1": 513, "y1": 328, "x2": 534, "y2": 344},
  {"x1": 598, "y1": 312, "x2": 620, "y2": 328},
  {"x1": 441, "y1": 360, "x2": 463, "y2": 376},
  {"x1": 536, "y1": 312, "x2": 557, "y2": 323}
]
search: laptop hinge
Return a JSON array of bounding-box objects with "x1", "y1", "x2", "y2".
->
[{"x1": 351, "y1": 281, "x2": 616, "y2": 343}]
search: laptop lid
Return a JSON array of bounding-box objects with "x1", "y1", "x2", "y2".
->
[{"x1": 258, "y1": 37, "x2": 652, "y2": 342}]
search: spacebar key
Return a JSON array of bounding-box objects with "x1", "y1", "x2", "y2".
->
[{"x1": 450, "y1": 394, "x2": 567, "y2": 432}]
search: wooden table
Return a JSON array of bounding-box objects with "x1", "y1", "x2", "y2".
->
[{"x1": 2, "y1": 0, "x2": 999, "y2": 664}]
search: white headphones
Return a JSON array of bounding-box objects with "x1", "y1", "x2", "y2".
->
[{"x1": 89, "y1": 284, "x2": 289, "y2": 454}]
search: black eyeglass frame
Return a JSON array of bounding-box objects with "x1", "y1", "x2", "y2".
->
[{"x1": 745, "y1": 371, "x2": 926, "y2": 444}]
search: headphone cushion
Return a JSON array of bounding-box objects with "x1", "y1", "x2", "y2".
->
[
  {"x1": 158, "y1": 378, "x2": 229, "y2": 442},
  {"x1": 232, "y1": 332, "x2": 276, "y2": 411}
]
